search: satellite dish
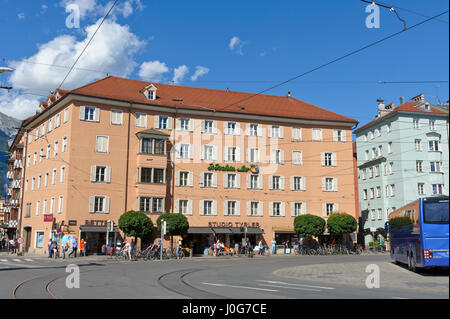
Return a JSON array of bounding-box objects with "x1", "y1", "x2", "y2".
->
[{"x1": 0, "y1": 67, "x2": 13, "y2": 74}]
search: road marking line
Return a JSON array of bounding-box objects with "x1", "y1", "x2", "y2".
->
[
  {"x1": 24, "y1": 258, "x2": 33, "y2": 262},
  {"x1": 1, "y1": 259, "x2": 8, "y2": 262},
  {"x1": 12, "y1": 259, "x2": 23, "y2": 262},
  {"x1": 392, "y1": 297, "x2": 409, "y2": 299},
  {"x1": 257, "y1": 284, "x2": 321, "y2": 292},
  {"x1": 201, "y1": 282, "x2": 279, "y2": 292},
  {"x1": 255, "y1": 280, "x2": 335, "y2": 290}
]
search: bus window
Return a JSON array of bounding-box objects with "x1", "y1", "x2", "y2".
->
[{"x1": 423, "y1": 200, "x2": 449, "y2": 224}]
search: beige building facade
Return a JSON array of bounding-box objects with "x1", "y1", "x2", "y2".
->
[{"x1": 13, "y1": 76, "x2": 358, "y2": 255}]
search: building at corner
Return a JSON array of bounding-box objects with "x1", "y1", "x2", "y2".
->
[
  {"x1": 354, "y1": 94, "x2": 449, "y2": 246},
  {"x1": 10, "y1": 76, "x2": 358, "y2": 254}
]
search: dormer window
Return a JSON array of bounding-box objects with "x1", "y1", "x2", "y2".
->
[{"x1": 142, "y1": 84, "x2": 158, "y2": 100}]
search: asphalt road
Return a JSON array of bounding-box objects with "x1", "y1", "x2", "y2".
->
[{"x1": 1, "y1": 254, "x2": 448, "y2": 300}]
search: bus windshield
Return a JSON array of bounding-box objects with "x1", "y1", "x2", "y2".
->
[{"x1": 423, "y1": 200, "x2": 449, "y2": 224}]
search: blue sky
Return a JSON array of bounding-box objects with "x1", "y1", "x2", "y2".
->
[{"x1": 0, "y1": 0, "x2": 448, "y2": 126}]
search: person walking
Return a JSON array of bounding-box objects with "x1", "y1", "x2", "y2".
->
[
  {"x1": 48, "y1": 239, "x2": 53, "y2": 258},
  {"x1": 73, "y1": 238, "x2": 78, "y2": 258}
]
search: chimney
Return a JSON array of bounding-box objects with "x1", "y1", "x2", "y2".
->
[
  {"x1": 400, "y1": 96, "x2": 404, "y2": 105},
  {"x1": 376, "y1": 99, "x2": 391, "y2": 118},
  {"x1": 286, "y1": 91, "x2": 291, "y2": 98}
]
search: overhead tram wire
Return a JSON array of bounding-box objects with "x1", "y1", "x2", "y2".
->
[
  {"x1": 56, "y1": 0, "x2": 119, "y2": 91},
  {"x1": 209, "y1": 9, "x2": 449, "y2": 115}
]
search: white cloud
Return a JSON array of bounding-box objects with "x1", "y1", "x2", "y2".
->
[
  {"x1": 1, "y1": 19, "x2": 145, "y2": 119},
  {"x1": 18, "y1": 13, "x2": 25, "y2": 20},
  {"x1": 172, "y1": 65, "x2": 189, "y2": 84},
  {"x1": 229, "y1": 36, "x2": 245, "y2": 55},
  {"x1": 190, "y1": 66, "x2": 209, "y2": 81},
  {"x1": 60, "y1": 0, "x2": 97, "y2": 19},
  {"x1": 60, "y1": 0, "x2": 143, "y2": 21},
  {"x1": 40, "y1": 4, "x2": 48, "y2": 14},
  {"x1": 138, "y1": 61, "x2": 169, "y2": 82},
  {"x1": 0, "y1": 91, "x2": 41, "y2": 120}
]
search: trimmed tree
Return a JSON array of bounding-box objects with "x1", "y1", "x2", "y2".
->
[
  {"x1": 294, "y1": 214, "x2": 326, "y2": 240},
  {"x1": 118, "y1": 211, "x2": 154, "y2": 245},
  {"x1": 156, "y1": 213, "x2": 190, "y2": 236},
  {"x1": 326, "y1": 213, "x2": 357, "y2": 236},
  {"x1": 389, "y1": 216, "x2": 413, "y2": 230}
]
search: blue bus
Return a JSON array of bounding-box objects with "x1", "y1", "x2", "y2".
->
[{"x1": 388, "y1": 196, "x2": 449, "y2": 272}]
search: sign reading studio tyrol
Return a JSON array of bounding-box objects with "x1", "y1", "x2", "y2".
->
[{"x1": 208, "y1": 221, "x2": 261, "y2": 228}]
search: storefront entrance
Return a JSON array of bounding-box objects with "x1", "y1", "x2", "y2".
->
[{"x1": 80, "y1": 225, "x2": 120, "y2": 255}]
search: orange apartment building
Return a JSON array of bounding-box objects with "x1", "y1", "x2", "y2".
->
[{"x1": 11, "y1": 76, "x2": 358, "y2": 254}]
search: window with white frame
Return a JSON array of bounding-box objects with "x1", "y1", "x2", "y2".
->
[
  {"x1": 62, "y1": 136, "x2": 67, "y2": 152},
  {"x1": 334, "y1": 129, "x2": 345, "y2": 142},
  {"x1": 270, "y1": 125, "x2": 282, "y2": 138},
  {"x1": 292, "y1": 202, "x2": 304, "y2": 216},
  {"x1": 226, "y1": 174, "x2": 237, "y2": 189},
  {"x1": 203, "y1": 200, "x2": 213, "y2": 215},
  {"x1": 369, "y1": 188, "x2": 374, "y2": 199},
  {"x1": 226, "y1": 122, "x2": 238, "y2": 135},
  {"x1": 432, "y1": 184, "x2": 444, "y2": 195},
  {"x1": 158, "y1": 116, "x2": 169, "y2": 129},
  {"x1": 248, "y1": 148, "x2": 259, "y2": 163},
  {"x1": 390, "y1": 184, "x2": 395, "y2": 197},
  {"x1": 312, "y1": 128, "x2": 322, "y2": 141},
  {"x1": 54, "y1": 140, "x2": 59, "y2": 157},
  {"x1": 388, "y1": 142, "x2": 392, "y2": 153},
  {"x1": 152, "y1": 198, "x2": 164, "y2": 213},
  {"x1": 292, "y1": 150, "x2": 302, "y2": 165},
  {"x1": 48, "y1": 118, "x2": 53, "y2": 132},
  {"x1": 271, "y1": 176, "x2": 281, "y2": 190},
  {"x1": 179, "y1": 171, "x2": 190, "y2": 187},
  {"x1": 370, "y1": 209, "x2": 376, "y2": 221},
  {"x1": 135, "y1": 112, "x2": 147, "y2": 128},
  {"x1": 58, "y1": 196, "x2": 63, "y2": 213},
  {"x1": 377, "y1": 208, "x2": 382, "y2": 220},
  {"x1": 226, "y1": 201, "x2": 237, "y2": 216},
  {"x1": 203, "y1": 145, "x2": 215, "y2": 161},
  {"x1": 271, "y1": 202, "x2": 282, "y2": 216},
  {"x1": 90, "y1": 196, "x2": 109, "y2": 213},
  {"x1": 39, "y1": 148, "x2": 44, "y2": 163},
  {"x1": 271, "y1": 149, "x2": 284, "y2": 164},
  {"x1": 178, "y1": 118, "x2": 191, "y2": 131},
  {"x1": 361, "y1": 168, "x2": 366, "y2": 180},
  {"x1": 46, "y1": 144, "x2": 51, "y2": 159},
  {"x1": 249, "y1": 123, "x2": 259, "y2": 137},
  {"x1": 203, "y1": 120, "x2": 214, "y2": 134},
  {"x1": 292, "y1": 176, "x2": 304, "y2": 191},
  {"x1": 111, "y1": 109, "x2": 123, "y2": 125},
  {"x1": 363, "y1": 189, "x2": 368, "y2": 200},
  {"x1": 31, "y1": 177, "x2": 35, "y2": 191},
  {"x1": 389, "y1": 162, "x2": 393, "y2": 175},
  {"x1": 63, "y1": 108, "x2": 69, "y2": 123},
  {"x1": 35, "y1": 231, "x2": 44, "y2": 248},
  {"x1": 52, "y1": 168, "x2": 57, "y2": 185},
  {"x1": 249, "y1": 201, "x2": 259, "y2": 216},
  {"x1": 375, "y1": 165, "x2": 380, "y2": 177},
  {"x1": 375, "y1": 128, "x2": 380, "y2": 137},
  {"x1": 96, "y1": 136, "x2": 109, "y2": 153},
  {"x1": 378, "y1": 145, "x2": 383, "y2": 157},
  {"x1": 43, "y1": 199, "x2": 47, "y2": 214},
  {"x1": 60, "y1": 166, "x2": 65, "y2": 183},
  {"x1": 36, "y1": 200, "x2": 40, "y2": 216},
  {"x1": 413, "y1": 119, "x2": 420, "y2": 129},
  {"x1": 25, "y1": 203, "x2": 31, "y2": 217},
  {"x1": 430, "y1": 161, "x2": 442, "y2": 173},
  {"x1": 292, "y1": 127, "x2": 302, "y2": 141},
  {"x1": 323, "y1": 177, "x2": 336, "y2": 192},
  {"x1": 323, "y1": 152, "x2": 335, "y2": 167},
  {"x1": 178, "y1": 200, "x2": 189, "y2": 215},
  {"x1": 38, "y1": 174, "x2": 42, "y2": 189},
  {"x1": 179, "y1": 144, "x2": 190, "y2": 159},
  {"x1": 55, "y1": 113, "x2": 61, "y2": 128},
  {"x1": 50, "y1": 197, "x2": 55, "y2": 214},
  {"x1": 428, "y1": 140, "x2": 440, "y2": 151},
  {"x1": 376, "y1": 186, "x2": 381, "y2": 198},
  {"x1": 418, "y1": 183, "x2": 425, "y2": 195},
  {"x1": 325, "y1": 203, "x2": 336, "y2": 217},
  {"x1": 429, "y1": 120, "x2": 436, "y2": 131},
  {"x1": 415, "y1": 139, "x2": 422, "y2": 151},
  {"x1": 202, "y1": 172, "x2": 214, "y2": 188},
  {"x1": 225, "y1": 146, "x2": 238, "y2": 162},
  {"x1": 249, "y1": 175, "x2": 260, "y2": 189},
  {"x1": 368, "y1": 167, "x2": 373, "y2": 178},
  {"x1": 81, "y1": 106, "x2": 96, "y2": 121},
  {"x1": 365, "y1": 150, "x2": 369, "y2": 161}
]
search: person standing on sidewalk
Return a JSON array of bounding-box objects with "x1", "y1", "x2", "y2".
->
[
  {"x1": 271, "y1": 238, "x2": 276, "y2": 255},
  {"x1": 48, "y1": 239, "x2": 53, "y2": 258},
  {"x1": 80, "y1": 239, "x2": 85, "y2": 257}
]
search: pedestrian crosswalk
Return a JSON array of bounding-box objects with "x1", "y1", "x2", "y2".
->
[{"x1": 0, "y1": 257, "x2": 53, "y2": 269}]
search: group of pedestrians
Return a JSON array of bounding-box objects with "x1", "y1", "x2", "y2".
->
[
  {"x1": 0, "y1": 236, "x2": 18, "y2": 254},
  {"x1": 47, "y1": 238, "x2": 87, "y2": 259}
]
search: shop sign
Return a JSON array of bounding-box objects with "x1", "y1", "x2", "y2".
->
[
  {"x1": 84, "y1": 220, "x2": 109, "y2": 227},
  {"x1": 68, "y1": 220, "x2": 77, "y2": 226},
  {"x1": 208, "y1": 221, "x2": 261, "y2": 228},
  {"x1": 44, "y1": 214, "x2": 54, "y2": 222},
  {"x1": 207, "y1": 163, "x2": 259, "y2": 174}
]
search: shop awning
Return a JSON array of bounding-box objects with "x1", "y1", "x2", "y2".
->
[
  {"x1": 187, "y1": 227, "x2": 214, "y2": 234},
  {"x1": 273, "y1": 227, "x2": 295, "y2": 234},
  {"x1": 79, "y1": 226, "x2": 119, "y2": 233}
]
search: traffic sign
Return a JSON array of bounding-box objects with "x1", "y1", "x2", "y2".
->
[{"x1": 17, "y1": 237, "x2": 24, "y2": 244}]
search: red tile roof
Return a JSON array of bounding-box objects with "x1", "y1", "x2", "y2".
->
[
  {"x1": 355, "y1": 101, "x2": 448, "y2": 133},
  {"x1": 67, "y1": 76, "x2": 357, "y2": 124}
]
